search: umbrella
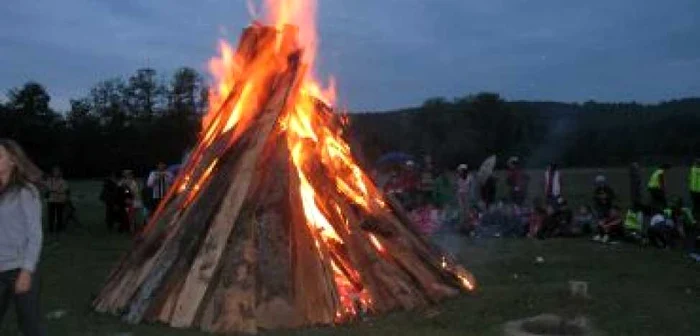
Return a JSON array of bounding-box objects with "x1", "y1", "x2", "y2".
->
[
  {"x1": 167, "y1": 164, "x2": 182, "y2": 176},
  {"x1": 477, "y1": 155, "x2": 497, "y2": 184},
  {"x1": 376, "y1": 152, "x2": 415, "y2": 167}
]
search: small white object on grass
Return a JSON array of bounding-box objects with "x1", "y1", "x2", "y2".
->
[
  {"x1": 513, "y1": 273, "x2": 519, "y2": 279},
  {"x1": 535, "y1": 256, "x2": 545, "y2": 264},
  {"x1": 46, "y1": 309, "x2": 67, "y2": 320}
]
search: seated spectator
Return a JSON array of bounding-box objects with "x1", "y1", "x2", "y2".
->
[
  {"x1": 592, "y1": 175, "x2": 615, "y2": 219},
  {"x1": 573, "y1": 205, "x2": 595, "y2": 236},
  {"x1": 528, "y1": 200, "x2": 547, "y2": 238},
  {"x1": 665, "y1": 197, "x2": 697, "y2": 249},
  {"x1": 554, "y1": 197, "x2": 574, "y2": 236},
  {"x1": 538, "y1": 205, "x2": 559, "y2": 239},
  {"x1": 623, "y1": 206, "x2": 645, "y2": 242},
  {"x1": 593, "y1": 206, "x2": 623, "y2": 243},
  {"x1": 648, "y1": 211, "x2": 675, "y2": 248}
]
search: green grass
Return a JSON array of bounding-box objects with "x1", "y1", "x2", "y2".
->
[{"x1": 2, "y1": 170, "x2": 699, "y2": 335}]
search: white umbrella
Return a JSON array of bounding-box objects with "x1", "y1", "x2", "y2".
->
[{"x1": 477, "y1": 155, "x2": 497, "y2": 184}]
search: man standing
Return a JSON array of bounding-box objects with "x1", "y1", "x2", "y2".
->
[
  {"x1": 147, "y1": 162, "x2": 174, "y2": 213},
  {"x1": 689, "y1": 159, "x2": 700, "y2": 217},
  {"x1": 647, "y1": 163, "x2": 670, "y2": 210},
  {"x1": 506, "y1": 156, "x2": 526, "y2": 206},
  {"x1": 99, "y1": 172, "x2": 119, "y2": 231},
  {"x1": 544, "y1": 163, "x2": 562, "y2": 204}
]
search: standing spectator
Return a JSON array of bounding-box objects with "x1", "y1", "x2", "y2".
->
[
  {"x1": 506, "y1": 156, "x2": 526, "y2": 206},
  {"x1": 119, "y1": 170, "x2": 143, "y2": 233},
  {"x1": 0, "y1": 139, "x2": 48, "y2": 336},
  {"x1": 629, "y1": 162, "x2": 642, "y2": 207},
  {"x1": 146, "y1": 162, "x2": 174, "y2": 213},
  {"x1": 99, "y1": 172, "x2": 119, "y2": 231},
  {"x1": 544, "y1": 163, "x2": 562, "y2": 204},
  {"x1": 418, "y1": 155, "x2": 437, "y2": 205},
  {"x1": 647, "y1": 163, "x2": 670, "y2": 210},
  {"x1": 592, "y1": 175, "x2": 615, "y2": 219},
  {"x1": 689, "y1": 158, "x2": 700, "y2": 217},
  {"x1": 44, "y1": 166, "x2": 69, "y2": 234},
  {"x1": 432, "y1": 167, "x2": 454, "y2": 209},
  {"x1": 480, "y1": 173, "x2": 497, "y2": 209},
  {"x1": 456, "y1": 164, "x2": 473, "y2": 231},
  {"x1": 115, "y1": 178, "x2": 134, "y2": 233},
  {"x1": 400, "y1": 161, "x2": 420, "y2": 210}
]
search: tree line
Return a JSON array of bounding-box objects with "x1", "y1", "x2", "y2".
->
[
  {"x1": 349, "y1": 94, "x2": 700, "y2": 170},
  {"x1": 0, "y1": 67, "x2": 207, "y2": 178},
  {"x1": 1, "y1": 70, "x2": 699, "y2": 178}
]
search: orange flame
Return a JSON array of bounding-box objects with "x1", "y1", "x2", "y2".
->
[{"x1": 152, "y1": 0, "x2": 472, "y2": 323}]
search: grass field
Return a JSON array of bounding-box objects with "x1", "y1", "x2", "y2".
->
[{"x1": 2, "y1": 168, "x2": 699, "y2": 335}]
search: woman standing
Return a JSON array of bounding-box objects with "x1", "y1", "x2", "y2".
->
[
  {"x1": 0, "y1": 139, "x2": 47, "y2": 336},
  {"x1": 119, "y1": 170, "x2": 143, "y2": 233}
]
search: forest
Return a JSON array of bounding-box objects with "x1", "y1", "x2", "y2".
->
[{"x1": 1, "y1": 68, "x2": 698, "y2": 178}]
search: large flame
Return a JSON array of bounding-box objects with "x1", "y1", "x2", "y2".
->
[{"x1": 153, "y1": 0, "x2": 472, "y2": 324}]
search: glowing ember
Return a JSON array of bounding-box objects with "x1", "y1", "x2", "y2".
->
[{"x1": 368, "y1": 234, "x2": 385, "y2": 253}]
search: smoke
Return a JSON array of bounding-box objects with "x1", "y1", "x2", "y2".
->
[{"x1": 526, "y1": 108, "x2": 579, "y2": 167}]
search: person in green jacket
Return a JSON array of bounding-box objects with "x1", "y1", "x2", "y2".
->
[
  {"x1": 689, "y1": 158, "x2": 700, "y2": 217},
  {"x1": 648, "y1": 164, "x2": 670, "y2": 210}
]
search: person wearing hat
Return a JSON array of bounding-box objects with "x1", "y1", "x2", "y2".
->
[{"x1": 592, "y1": 174, "x2": 615, "y2": 219}]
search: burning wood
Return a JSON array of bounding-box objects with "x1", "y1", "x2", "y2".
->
[{"x1": 92, "y1": 0, "x2": 475, "y2": 334}]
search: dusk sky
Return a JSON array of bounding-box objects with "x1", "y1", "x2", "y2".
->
[{"x1": 1, "y1": 0, "x2": 699, "y2": 111}]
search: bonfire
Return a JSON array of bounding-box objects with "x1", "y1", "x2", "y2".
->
[{"x1": 93, "y1": 0, "x2": 475, "y2": 333}]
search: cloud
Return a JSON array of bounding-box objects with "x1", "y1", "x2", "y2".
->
[{"x1": 1, "y1": 0, "x2": 699, "y2": 111}]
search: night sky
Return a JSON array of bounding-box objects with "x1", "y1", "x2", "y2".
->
[{"x1": 1, "y1": 0, "x2": 699, "y2": 111}]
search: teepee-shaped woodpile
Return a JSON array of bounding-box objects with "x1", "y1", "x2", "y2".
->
[{"x1": 93, "y1": 20, "x2": 475, "y2": 335}]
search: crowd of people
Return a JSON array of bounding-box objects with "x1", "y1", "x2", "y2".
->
[
  {"x1": 380, "y1": 155, "x2": 700, "y2": 252},
  {"x1": 98, "y1": 162, "x2": 174, "y2": 235},
  {"x1": 9, "y1": 161, "x2": 176, "y2": 237}
]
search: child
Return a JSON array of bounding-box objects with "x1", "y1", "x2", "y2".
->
[
  {"x1": 573, "y1": 205, "x2": 595, "y2": 236},
  {"x1": 593, "y1": 206, "x2": 623, "y2": 243},
  {"x1": 648, "y1": 210, "x2": 674, "y2": 248}
]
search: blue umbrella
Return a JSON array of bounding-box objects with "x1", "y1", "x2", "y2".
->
[
  {"x1": 167, "y1": 164, "x2": 182, "y2": 176},
  {"x1": 376, "y1": 152, "x2": 415, "y2": 166}
]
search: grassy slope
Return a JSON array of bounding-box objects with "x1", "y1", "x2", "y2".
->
[{"x1": 1, "y1": 169, "x2": 699, "y2": 335}]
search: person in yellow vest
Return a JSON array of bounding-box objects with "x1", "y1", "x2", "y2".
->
[
  {"x1": 689, "y1": 158, "x2": 700, "y2": 217},
  {"x1": 623, "y1": 207, "x2": 644, "y2": 242},
  {"x1": 647, "y1": 164, "x2": 670, "y2": 210}
]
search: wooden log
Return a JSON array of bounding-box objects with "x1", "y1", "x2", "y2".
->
[
  {"x1": 198, "y1": 206, "x2": 258, "y2": 333},
  {"x1": 124, "y1": 147, "x2": 246, "y2": 323},
  {"x1": 251, "y1": 137, "x2": 297, "y2": 330},
  {"x1": 169, "y1": 63, "x2": 299, "y2": 328},
  {"x1": 288, "y1": 170, "x2": 338, "y2": 325}
]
